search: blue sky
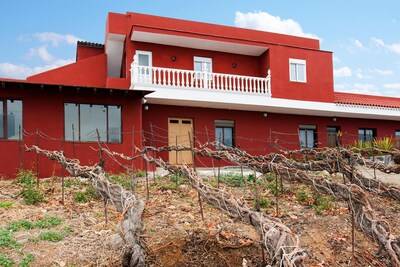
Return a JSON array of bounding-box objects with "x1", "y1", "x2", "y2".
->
[{"x1": 1, "y1": 0, "x2": 400, "y2": 97}]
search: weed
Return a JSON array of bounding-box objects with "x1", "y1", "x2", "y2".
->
[
  {"x1": 38, "y1": 231, "x2": 63, "y2": 242},
  {"x1": 313, "y1": 194, "x2": 334, "y2": 215},
  {"x1": 22, "y1": 188, "x2": 45, "y2": 205},
  {"x1": 15, "y1": 170, "x2": 37, "y2": 188},
  {"x1": 8, "y1": 220, "x2": 33, "y2": 232},
  {"x1": 0, "y1": 202, "x2": 14, "y2": 209},
  {"x1": 296, "y1": 187, "x2": 311, "y2": 203},
  {"x1": 19, "y1": 253, "x2": 35, "y2": 267},
  {"x1": 267, "y1": 181, "x2": 282, "y2": 195},
  {"x1": 169, "y1": 174, "x2": 184, "y2": 185},
  {"x1": 75, "y1": 184, "x2": 100, "y2": 203},
  {"x1": 64, "y1": 179, "x2": 82, "y2": 188},
  {"x1": 0, "y1": 254, "x2": 14, "y2": 267},
  {"x1": 0, "y1": 228, "x2": 20, "y2": 248},
  {"x1": 219, "y1": 172, "x2": 244, "y2": 187},
  {"x1": 135, "y1": 171, "x2": 146, "y2": 178},
  {"x1": 108, "y1": 173, "x2": 131, "y2": 189},
  {"x1": 34, "y1": 216, "x2": 61, "y2": 229},
  {"x1": 264, "y1": 173, "x2": 275, "y2": 183},
  {"x1": 254, "y1": 196, "x2": 272, "y2": 209},
  {"x1": 61, "y1": 226, "x2": 73, "y2": 236}
]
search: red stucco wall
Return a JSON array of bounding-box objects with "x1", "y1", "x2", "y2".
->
[{"x1": 0, "y1": 84, "x2": 143, "y2": 179}]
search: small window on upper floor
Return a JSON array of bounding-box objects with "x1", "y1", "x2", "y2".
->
[
  {"x1": 289, "y1": 58, "x2": 306, "y2": 83},
  {"x1": 194, "y1": 56, "x2": 212, "y2": 73}
]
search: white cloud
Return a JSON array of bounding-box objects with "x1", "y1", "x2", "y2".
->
[
  {"x1": 333, "y1": 56, "x2": 340, "y2": 63},
  {"x1": 27, "y1": 46, "x2": 54, "y2": 62},
  {"x1": 0, "y1": 58, "x2": 74, "y2": 79},
  {"x1": 371, "y1": 37, "x2": 400, "y2": 55},
  {"x1": 355, "y1": 69, "x2": 372, "y2": 80},
  {"x1": 353, "y1": 83, "x2": 375, "y2": 90},
  {"x1": 33, "y1": 32, "x2": 81, "y2": 46},
  {"x1": 353, "y1": 39, "x2": 365, "y2": 50},
  {"x1": 374, "y1": 69, "x2": 394, "y2": 75},
  {"x1": 234, "y1": 11, "x2": 320, "y2": 40},
  {"x1": 383, "y1": 83, "x2": 400, "y2": 89},
  {"x1": 334, "y1": 66, "x2": 352, "y2": 77}
]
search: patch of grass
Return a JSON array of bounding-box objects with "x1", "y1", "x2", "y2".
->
[
  {"x1": 108, "y1": 173, "x2": 131, "y2": 189},
  {"x1": 34, "y1": 216, "x2": 62, "y2": 229},
  {"x1": 169, "y1": 174, "x2": 184, "y2": 185},
  {"x1": 19, "y1": 253, "x2": 35, "y2": 267},
  {"x1": 219, "y1": 172, "x2": 245, "y2": 187},
  {"x1": 0, "y1": 228, "x2": 20, "y2": 249},
  {"x1": 0, "y1": 202, "x2": 14, "y2": 209},
  {"x1": 0, "y1": 254, "x2": 14, "y2": 267},
  {"x1": 75, "y1": 184, "x2": 100, "y2": 203},
  {"x1": 64, "y1": 179, "x2": 83, "y2": 188},
  {"x1": 7, "y1": 220, "x2": 33, "y2": 232},
  {"x1": 22, "y1": 188, "x2": 45, "y2": 205},
  {"x1": 38, "y1": 231, "x2": 63, "y2": 242}
]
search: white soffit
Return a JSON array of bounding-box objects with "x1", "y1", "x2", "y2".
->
[
  {"x1": 131, "y1": 31, "x2": 268, "y2": 56},
  {"x1": 136, "y1": 87, "x2": 400, "y2": 121},
  {"x1": 106, "y1": 33, "x2": 125, "y2": 78}
]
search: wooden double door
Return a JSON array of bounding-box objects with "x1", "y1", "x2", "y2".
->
[{"x1": 168, "y1": 118, "x2": 193, "y2": 164}]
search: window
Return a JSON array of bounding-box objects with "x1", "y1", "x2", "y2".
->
[
  {"x1": 215, "y1": 120, "x2": 234, "y2": 149},
  {"x1": 135, "y1": 50, "x2": 152, "y2": 84},
  {"x1": 396, "y1": 130, "x2": 400, "y2": 148},
  {"x1": 299, "y1": 125, "x2": 317, "y2": 149},
  {"x1": 289, "y1": 58, "x2": 306, "y2": 82},
  {"x1": 194, "y1": 56, "x2": 212, "y2": 80},
  {"x1": 0, "y1": 99, "x2": 23, "y2": 140},
  {"x1": 64, "y1": 103, "x2": 121, "y2": 142},
  {"x1": 358, "y1": 128, "x2": 376, "y2": 143}
]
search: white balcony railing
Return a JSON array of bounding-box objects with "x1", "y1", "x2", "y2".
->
[{"x1": 130, "y1": 56, "x2": 271, "y2": 95}]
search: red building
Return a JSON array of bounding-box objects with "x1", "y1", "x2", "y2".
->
[{"x1": 1, "y1": 12, "x2": 400, "y2": 178}]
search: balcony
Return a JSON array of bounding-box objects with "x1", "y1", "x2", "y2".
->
[{"x1": 130, "y1": 58, "x2": 271, "y2": 96}]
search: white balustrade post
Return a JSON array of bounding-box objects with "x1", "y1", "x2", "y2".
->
[
  {"x1": 130, "y1": 54, "x2": 139, "y2": 86},
  {"x1": 267, "y1": 69, "x2": 271, "y2": 95},
  {"x1": 202, "y1": 63, "x2": 208, "y2": 89}
]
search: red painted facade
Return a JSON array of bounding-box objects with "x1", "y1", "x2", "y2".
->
[{"x1": 0, "y1": 12, "x2": 399, "y2": 178}]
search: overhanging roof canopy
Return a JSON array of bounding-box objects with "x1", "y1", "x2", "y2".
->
[{"x1": 131, "y1": 27, "x2": 268, "y2": 56}]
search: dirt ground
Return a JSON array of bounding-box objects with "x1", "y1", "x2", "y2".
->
[{"x1": 0, "y1": 169, "x2": 399, "y2": 267}]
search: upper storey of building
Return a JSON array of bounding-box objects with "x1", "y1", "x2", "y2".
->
[{"x1": 27, "y1": 12, "x2": 334, "y2": 104}]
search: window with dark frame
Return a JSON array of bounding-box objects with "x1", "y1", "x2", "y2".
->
[
  {"x1": 0, "y1": 99, "x2": 23, "y2": 140},
  {"x1": 358, "y1": 128, "x2": 376, "y2": 143},
  {"x1": 64, "y1": 103, "x2": 122, "y2": 143},
  {"x1": 215, "y1": 120, "x2": 234, "y2": 149},
  {"x1": 299, "y1": 125, "x2": 317, "y2": 149}
]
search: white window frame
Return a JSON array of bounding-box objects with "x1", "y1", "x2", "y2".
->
[
  {"x1": 135, "y1": 50, "x2": 153, "y2": 84},
  {"x1": 289, "y1": 58, "x2": 307, "y2": 83},
  {"x1": 194, "y1": 56, "x2": 212, "y2": 72}
]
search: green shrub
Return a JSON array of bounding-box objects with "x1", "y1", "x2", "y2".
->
[
  {"x1": 0, "y1": 202, "x2": 14, "y2": 209},
  {"x1": 7, "y1": 220, "x2": 33, "y2": 232},
  {"x1": 19, "y1": 253, "x2": 35, "y2": 267},
  {"x1": 0, "y1": 228, "x2": 20, "y2": 248},
  {"x1": 38, "y1": 231, "x2": 63, "y2": 242},
  {"x1": 296, "y1": 187, "x2": 310, "y2": 203},
  {"x1": 0, "y1": 254, "x2": 14, "y2": 267},
  {"x1": 22, "y1": 188, "x2": 45, "y2": 205},
  {"x1": 373, "y1": 137, "x2": 394, "y2": 151},
  {"x1": 135, "y1": 171, "x2": 146, "y2": 178},
  {"x1": 34, "y1": 216, "x2": 61, "y2": 229}
]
